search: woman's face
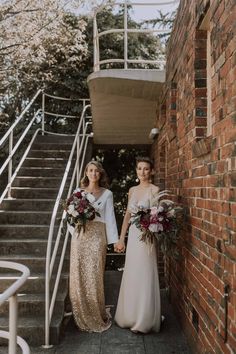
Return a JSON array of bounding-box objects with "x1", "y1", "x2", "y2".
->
[
  {"x1": 86, "y1": 163, "x2": 101, "y2": 183},
  {"x1": 136, "y1": 161, "x2": 152, "y2": 182}
]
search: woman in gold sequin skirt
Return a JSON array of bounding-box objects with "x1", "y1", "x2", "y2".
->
[{"x1": 69, "y1": 161, "x2": 119, "y2": 332}]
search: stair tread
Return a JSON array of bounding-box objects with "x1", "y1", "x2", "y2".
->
[
  {"x1": 4, "y1": 292, "x2": 67, "y2": 302},
  {"x1": 20, "y1": 167, "x2": 66, "y2": 169},
  {"x1": 0, "y1": 314, "x2": 63, "y2": 327},
  {"x1": 0, "y1": 272, "x2": 68, "y2": 278},
  {"x1": 25, "y1": 157, "x2": 68, "y2": 161},
  {"x1": 10, "y1": 187, "x2": 61, "y2": 190},
  {"x1": 1, "y1": 255, "x2": 48, "y2": 260},
  {"x1": 0, "y1": 210, "x2": 60, "y2": 214},
  {"x1": 3, "y1": 198, "x2": 56, "y2": 202},
  {"x1": 30, "y1": 149, "x2": 71, "y2": 152},
  {"x1": 0, "y1": 255, "x2": 69, "y2": 260},
  {"x1": 0, "y1": 224, "x2": 55, "y2": 228},
  {"x1": 14, "y1": 177, "x2": 65, "y2": 180},
  {"x1": 0, "y1": 238, "x2": 52, "y2": 243}
]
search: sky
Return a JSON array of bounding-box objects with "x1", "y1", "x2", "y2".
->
[
  {"x1": 79, "y1": 0, "x2": 180, "y2": 22},
  {"x1": 123, "y1": 1, "x2": 180, "y2": 21}
]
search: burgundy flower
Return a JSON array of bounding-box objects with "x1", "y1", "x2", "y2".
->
[
  {"x1": 74, "y1": 191, "x2": 82, "y2": 198},
  {"x1": 140, "y1": 216, "x2": 150, "y2": 230}
]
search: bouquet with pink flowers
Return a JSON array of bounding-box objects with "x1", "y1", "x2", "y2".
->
[
  {"x1": 63, "y1": 188, "x2": 100, "y2": 232},
  {"x1": 130, "y1": 191, "x2": 182, "y2": 258}
]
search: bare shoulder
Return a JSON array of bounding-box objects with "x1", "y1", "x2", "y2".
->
[
  {"x1": 150, "y1": 184, "x2": 160, "y2": 193},
  {"x1": 128, "y1": 186, "x2": 137, "y2": 197}
]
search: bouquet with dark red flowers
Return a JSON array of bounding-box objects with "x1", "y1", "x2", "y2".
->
[
  {"x1": 130, "y1": 190, "x2": 182, "y2": 258},
  {"x1": 63, "y1": 188, "x2": 100, "y2": 232}
]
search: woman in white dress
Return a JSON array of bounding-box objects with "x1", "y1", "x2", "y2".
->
[
  {"x1": 69, "y1": 161, "x2": 119, "y2": 332},
  {"x1": 115, "y1": 156, "x2": 161, "y2": 333}
]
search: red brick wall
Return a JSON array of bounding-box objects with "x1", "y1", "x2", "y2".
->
[{"x1": 152, "y1": 0, "x2": 236, "y2": 353}]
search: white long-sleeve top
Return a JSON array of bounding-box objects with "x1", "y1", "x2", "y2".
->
[
  {"x1": 92, "y1": 189, "x2": 118, "y2": 244},
  {"x1": 67, "y1": 189, "x2": 118, "y2": 245}
]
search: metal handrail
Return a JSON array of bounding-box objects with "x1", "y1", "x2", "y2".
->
[
  {"x1": 0, "y1": 89, "x2": 42, "y2": 148},
  {"x1": 0, "y1": 261, "x2": 30, "y2": 354},
  {"x1": 0, "y1": 109, "x2": 41, "y2": 177},
  {"x1": 0, "y1": 90, "x2": 42, "y2": 200},
  {"x1": 93, "y1": 0, "x2": 179, "y2": 71},
  {"x1": 0, "y1": 91, "x2": 92, "y2": 348},
  {"x1": 44, "y1": 104, "x2": 92, "y2": 348},
  {"x1": 0, "y1": 91, "x2": 89, "y2": 205},
  {"x1": 0, "y1": 128, "x2": 41, "y2": 205}
]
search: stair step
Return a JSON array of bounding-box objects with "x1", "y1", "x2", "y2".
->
[
  {"x1": 0, "y1": 238, "x2": 69, "y2": 257},
  {"x1": 0, "y1": 224, "x2": 59, "y2": 239},
  {"x1": 23, "y1": 158, "x2": 69, "y2": 168},
  {"x1": 10, "y1": 187, "x2": 68, "y2": 198},
  {"x1": 0, "y1": 273, "x2": 68, "y2": 293},
  {"x1": 31, "y1": 142, "x2": 73, "y2": 151},
  {"x1": 28, "y1": 150, "x2": 71, "y2": 159},
  {"x1": 0, "y1": 255, "x2": 70, "y2": 274},
  {"x1": 0, "y1": 199, "x2": 56, "y2": 211},
  {"x1": 18, "y1": 167, "x2": 72, "y2": 177},
  {"x1": 34, "y1": 135, "x2": 74, "y2": 144},
  {"x1": 0, "y1": 292, "x2": 66, "y2": 316},
  {"x1": 0, "y1": 314, "x2": 63, "y2": 346},
  {"x1": 0, "y1": 133, "x2": 78, "y2": 346},
  {"x1": 0, "y1": 210, "x2": 62, "y2": 225},
  {"x1": 12, "y1": 177, "x2": 71, "y2": 188}
]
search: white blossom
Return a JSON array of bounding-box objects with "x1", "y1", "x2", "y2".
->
[
  {"x1": 86, "y1": 193, "x2": 95, "y2": 203},
  {"x1": 68, "y1": 204, "x2": 75, "y2": 215},
  {"x1": 149, "y1": 223, "x2": 163, "y2": 233}
]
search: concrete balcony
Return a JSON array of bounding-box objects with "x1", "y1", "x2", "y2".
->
[
  {"x1": 88, "y1": 68, "x2": 165, "y2": 145},
  {"x1": 87, "y1": 0, "x2": 179, "y2": 145}
]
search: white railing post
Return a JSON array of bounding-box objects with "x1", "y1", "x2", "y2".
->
[
  {"x1": 44, "y1": 105, "x2": 91, "y2": 347},
  {"x1": 76, "y1": 132, "x2": 80, "y2": 187},
  {"x1": 0, "y1": 261, "x2": 30, "y2": 354},
  {"x1": 124, "y1": 0, "x2": 128, "y2": 69},
  {"x1": 9, "y1": 295, "x2": 18, "y2": 354},
  {"x1": 7, "y1": 131, "x2": 13, "y2": 199},
  {"x1": 92, "y1": 1, "x2": 179, "y2": 70},
  {"x1": 42, "y1": 91, "x2": 45, "y2": 135},
  {"x1": 93, "y1": 16, "x2": 99, "y2": 71},
  {"x1": 44, "y1": 262, "x2": 52, "y2": 348}
]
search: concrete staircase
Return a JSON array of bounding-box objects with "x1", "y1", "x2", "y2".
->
[{"x1": 0, "y1": 134, "x2": 74, "y2": 346}]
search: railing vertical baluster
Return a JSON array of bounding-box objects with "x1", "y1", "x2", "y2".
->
[
  {"x1": 76, "y1": 133, "x2": 80, "y2": 187},
  {"x1": 42, "y1": 91, "x2": 45, "y2": 135},
  {"x1": 93, "y1": 16, "x2": 99, "y2": 71},
  {"x1": 8, "y1": 295, "x2": 17, "y2": 354},
  {"x1": 0, "y1": 261, "x2": 30, "y2": 353},
  {"x1": 7, "y1": 131, "x2": 13, "y2": 199},
  {"x1": 124, "y1": 0, "x2": 128, "y2": 69}
]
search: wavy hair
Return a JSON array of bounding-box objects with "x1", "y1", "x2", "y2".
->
[{"x1": 80, "y1": 161, "x2": 109, "y2": 188}]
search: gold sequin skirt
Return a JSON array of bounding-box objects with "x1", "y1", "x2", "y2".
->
[{"x1": 69, "y1": 221, "x2": 111, "y2": 332}]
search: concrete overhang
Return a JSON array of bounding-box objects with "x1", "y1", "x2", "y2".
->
[{"x1": 87, "y1": 69, "x2": 165, "y2": 145}]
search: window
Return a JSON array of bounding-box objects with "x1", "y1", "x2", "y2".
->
[{"x1": 199, "y1": 6, "x2": 212, "y2": 136}]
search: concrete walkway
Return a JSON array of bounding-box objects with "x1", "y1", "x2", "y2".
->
[
  {"x1": 3, "y1": 292, "x2": 191, "y2": 354},
  {"x1": 0, "y1": 271, "x2": 192, "y2": 354}
]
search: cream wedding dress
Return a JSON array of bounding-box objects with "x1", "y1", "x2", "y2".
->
[{"x1": 115, "y1": 186, "x2": 161, "y2": 333}]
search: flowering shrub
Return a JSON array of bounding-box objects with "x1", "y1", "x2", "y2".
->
[
  {"x1": 62, "y1": 188, "x2": 100, "y2": 232},
  {"x1": 130, "y1": 190, "x2": 182, "y2": 259}
]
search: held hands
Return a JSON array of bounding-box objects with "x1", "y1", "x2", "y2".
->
[{"x1": 114, "y1": 240, "x2": 125, "y2": 253}]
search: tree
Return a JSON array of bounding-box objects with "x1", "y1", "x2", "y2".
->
[
  {"x1": 0, "y1": 0, "x2": 89, "y2": 128},
  {"x1": 92, "y1": 147, "x2": 150, "y2": 228}
]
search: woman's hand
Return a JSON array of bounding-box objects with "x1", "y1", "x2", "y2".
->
[{"x1": 114, "y1": 240, "x2": 125, "y2": 253}]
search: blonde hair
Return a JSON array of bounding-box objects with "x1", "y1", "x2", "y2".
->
[{"x1": 80, "y1": 161, "x2": 109, "y2": 188}]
